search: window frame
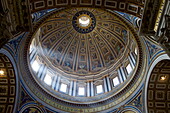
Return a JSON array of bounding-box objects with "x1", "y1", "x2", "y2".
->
[
  {"x1": 112, "y1": 76, "x2": 120, "y2": 87},
  {"x1": 126, "y1": 63, "x2": 133, "y2": 75},
  {"x1": 43, "y1": 72, "x2": 53, "y2": 86},
  {"x1": 59, "y1": 83, "x2": 68, "y2": 94},
  {"x1": 96, "y1": 84, "x2": 103, "y2": 95},
  {"x1": 31, "y1": 59, "x2": 40, "y2": 73},
  {"x1": 77, "y1": 86, "x2": 86, "y2": 96}
]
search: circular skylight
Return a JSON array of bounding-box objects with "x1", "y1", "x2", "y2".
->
[
  {"x1": 78, "y1": 15, "x2": 90, "y2": 27},
  {"x1": 72, "y1": 10, "x2": 96, "y2": 33}
]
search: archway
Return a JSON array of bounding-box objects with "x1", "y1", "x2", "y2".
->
[
  {"x1": 0, "y1": 53, "x2": 17, "y2": 113},
  {"x1": 147, "y1": 60, "x2": 170, "y2": 113}
]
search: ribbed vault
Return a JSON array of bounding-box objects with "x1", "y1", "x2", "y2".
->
[{"x1": 37, "y1": 8, "x2": 128, "y2": 77}]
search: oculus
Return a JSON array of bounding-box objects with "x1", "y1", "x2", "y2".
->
[
  {"x1": 72, "y1": 10, "x2": 96, "y2": 33},
  {"x1": 78, "y1": 15, "x2": 91, "y2": 27}
]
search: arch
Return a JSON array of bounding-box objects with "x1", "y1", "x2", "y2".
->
[
  {"x1": 117, "y1": 105, "x2": 142, "y2": 113},
  {"x1": 0, "y1": 48, "x2": 19, "y2": 113},
  {"x1": 19, "y1": 102, "x2": 47, "y2": 113},
  {"x1": 144, "y1": 54, "x2": 170, "y2": 113},
  {"x1": 122, "y1": 111, "x2": 135, "y2": 113}
]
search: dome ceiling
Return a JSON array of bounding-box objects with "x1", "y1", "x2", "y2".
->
[
  {"x1": 26, "y1": 8, "x2": 142, "y2": 106},
  {"x1": 38, "y1": 8, "x2": 128, "y2": 77}
]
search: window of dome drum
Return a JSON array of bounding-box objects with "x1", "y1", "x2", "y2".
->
[
  {"x1": 29, "y1": 44, "x2": 33, "y2": 53},
  {"x1": 78, "y1": 87, "x2": 85, "y2": 96},
  {"x1": 31, "y1": 60, "x2": 40, "y2": 73},
  {"x1": 44, "y1": 74, "x2": 52, "y2": 86},
  {"x1": 135, "y1": 48, "x2": 138, "y2": 55},
  {"x1": 79, "y1": 15, "x2": 90, "y2": 27},
  {"x1": 126, "y1": 64, "x2": 132, "y2": 74},
  {"x1": 60, "y1": 83, "x2": 67, "y2": 93},
  {"x1": 113, "y1": 77, "x2": 120, "y2": 86},
  {"x1": 96, "y1": 85, "x2": 103, "y2": 94}
]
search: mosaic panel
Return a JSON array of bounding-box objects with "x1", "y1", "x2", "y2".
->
[
  {"x1": 0, "y1": 54, "x2": 16, "y2": 113},
  {"x1": 19, "y1": 88, "x2": 34, "y2": 108},
  {"x1": 147, "y1": 60, "x2": 170, "y2": 113},
  {"x1": 22, "y1": 107, "x2": 41, "y2": 113},
  {"x1": 128, "y1": 92, "x2": 142, "y2": 111},
  {"x1": 19, "y1": 102, "x2": 46, "y2": 113}
]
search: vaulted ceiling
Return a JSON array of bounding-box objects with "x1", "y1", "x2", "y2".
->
[{"x1": 147, "y1": 60, "x2": 170, "y2": 113}]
